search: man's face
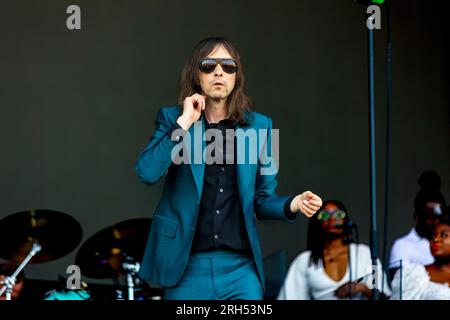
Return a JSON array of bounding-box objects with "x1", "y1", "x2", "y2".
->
[{"x1": 198, "y1": 45, "x2": 236, "y2": 100}]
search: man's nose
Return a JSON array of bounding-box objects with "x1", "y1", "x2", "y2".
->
[{"x1": 214, "y1": 64, "x2": 224, "y2": 76}]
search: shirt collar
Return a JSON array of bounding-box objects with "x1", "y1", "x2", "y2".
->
[{"x1": 202, "y1": 112, "x2": 234, "y2": 128}]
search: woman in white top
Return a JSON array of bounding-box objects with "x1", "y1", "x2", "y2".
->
[
  {"x1": 391, "y1": 211, "x2": 450, "y2": 300},
  {"x1": 278, "y1": 200, "x2": 390, "y2": 300}
]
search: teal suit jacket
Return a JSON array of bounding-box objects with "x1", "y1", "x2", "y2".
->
[{"x1": 136, "y1": 106, "x2": 296, "y2": 289}]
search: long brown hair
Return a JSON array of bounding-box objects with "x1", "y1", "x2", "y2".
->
[{"x1": 177, "y1": 37, "x2": 254, "y2": 125}]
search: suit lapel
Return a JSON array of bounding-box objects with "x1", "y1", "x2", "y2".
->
[
  {"x1": 235, "y1": 121, "x2": 253, "y2": 209},
  {"x1": 188, "y1": 116, "x2": 206, "y2": 201},
  {"x1": 187, "y1": 114, "x2": 254, "y2": 205}
]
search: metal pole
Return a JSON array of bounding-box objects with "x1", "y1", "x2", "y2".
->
[
  {"x1": 0, "y1": 242, "x2": 41, "y2": 300},
  {"x1": 368, "y1": 15, "x2": 380, "y2": 300}
]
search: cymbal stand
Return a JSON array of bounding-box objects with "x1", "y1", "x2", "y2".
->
[
  {"x1": 0, "y1": 242, "x2": 41, "y2": 300},
  {"x1": 122, "y1": 261, "x2": 140, "y2": 300}
]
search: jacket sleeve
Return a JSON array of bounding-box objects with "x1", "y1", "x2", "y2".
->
[
  {"x1": 136, "y1": 108, "x2": 186, "y2": 185},
  {"x1": 253, "y1": 116, "x2": 296, "y2": 221}
]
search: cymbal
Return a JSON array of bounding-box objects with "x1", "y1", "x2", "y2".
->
[
  {"x1": 75, "y1": 218, "x2": 151, "y2": 279},
  {"x1": 0, "y1": 209, "x2": 83, "y2": 264}
]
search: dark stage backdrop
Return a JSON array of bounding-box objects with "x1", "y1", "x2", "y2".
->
[{"x1": 0, "y1": 0, "x2": 449, "y2": 287}]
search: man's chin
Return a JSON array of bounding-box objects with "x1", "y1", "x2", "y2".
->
[{"x1": 207, "y1": 94, "x2": 228, "y2": 100}]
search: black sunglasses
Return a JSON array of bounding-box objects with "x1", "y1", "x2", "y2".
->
[{"x1": 199, "y1": 58, "x2": 237, "y2": 74}]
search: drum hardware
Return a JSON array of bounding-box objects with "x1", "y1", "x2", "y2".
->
[{"x1": 0, "y1": 209, "x2": 82, "y2": 301}]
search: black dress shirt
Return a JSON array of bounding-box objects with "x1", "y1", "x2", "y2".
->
[
  {"x1": 191, "y1": 113, "x2": 251, "y2": 253},
  {"x1": 168, "y1": 112, "x2": 296, "y2": 254}
]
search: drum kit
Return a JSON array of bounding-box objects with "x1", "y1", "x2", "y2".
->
[{"x1": 0, "y1": 209, "x2": 153, "y2": 300}]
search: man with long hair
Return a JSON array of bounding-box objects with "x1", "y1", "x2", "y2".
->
[{"x1": 136, "y1": 37, "x2": 322, "y2": 300}]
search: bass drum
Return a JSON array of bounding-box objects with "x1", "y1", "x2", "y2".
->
[{"x1": 44, "y1": 289, "x2": 90, "y2": 300}]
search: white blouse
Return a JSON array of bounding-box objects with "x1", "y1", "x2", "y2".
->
[
  {"x1": 389, "y1": 228, "x2": 434, "y2": 268},
  {"x1": 390, "y1": 263, "x2": 450, "y2": 300},
  {"x1": 277, "y1": 243, "x2": 390, "y2": 300}
]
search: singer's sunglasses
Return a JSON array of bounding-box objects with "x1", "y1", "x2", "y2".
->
[
  {"x1": 317, "y1": 210, "x2": 347, "y2": 221},
  {"x1": 199, "y1": 58, "x2": 238, "y2": 74}
]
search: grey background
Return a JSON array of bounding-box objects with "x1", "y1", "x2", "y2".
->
[{"x1": 0, "y1": 0, "x2": 449, "y2": 286}]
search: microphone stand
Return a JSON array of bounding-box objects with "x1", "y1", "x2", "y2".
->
[
  {"x1": 347, "y1": 239, "x2": 353, "y2": 299},
  {"x1": 343, "y1": 223, "x2": 354, "y2": 299},
  {"x1": 0, "y1": 242, "x2": 41, "y2": 300},
  {"x1": 367, "y1": 10, "x2": 381, "y2": 301}
]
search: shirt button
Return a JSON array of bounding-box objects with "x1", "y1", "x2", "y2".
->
[
  {"x1": 216, "y1": 210, "x2": 220, "y2": 214},
  {"x1": 214, "y1": 234, "x2": 219, "y2": 239},
  {"x1": 219, "y1": 188, "x2": 223, "y2": 193},
  {"x1": 220, "y1": 167, "x2": 225, "y2": 171}
]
